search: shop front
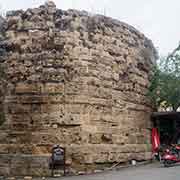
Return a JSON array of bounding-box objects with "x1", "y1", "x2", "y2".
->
[{"x1": 152, "y1": 112, "x2": 180, "y2": 146}]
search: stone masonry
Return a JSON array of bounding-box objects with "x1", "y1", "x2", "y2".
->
[{"x1": 0, "y1": 1, "x2": 157, "y2": 176}]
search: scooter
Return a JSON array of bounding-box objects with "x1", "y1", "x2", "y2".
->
[{"x1": 162, "y1": 145, "x2": 180, "y2": 167}]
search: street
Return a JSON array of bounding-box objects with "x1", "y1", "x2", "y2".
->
[{"x1": 53, "y1": 163, "x2": 180, "y2": 180}]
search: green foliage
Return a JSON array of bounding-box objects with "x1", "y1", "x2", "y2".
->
[
  {"x1": 148, "y1": 47, "x2": 180, "y2": 111},
  {"x1": 147, "y1": 66, "x2": 162, "y2": 108}
]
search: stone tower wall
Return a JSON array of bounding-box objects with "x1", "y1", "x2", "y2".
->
[{"x1": 0, "y1": 1, "x2": 157, "y2": 176}]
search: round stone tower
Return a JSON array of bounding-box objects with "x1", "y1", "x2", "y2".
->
[{"x1": 0, "y1": 1, "x2": 157, "y2": 176}]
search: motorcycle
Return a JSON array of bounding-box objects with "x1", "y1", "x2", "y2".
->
[{"x1": 162, "y1": 144, "x2": 180, "y2": 167}]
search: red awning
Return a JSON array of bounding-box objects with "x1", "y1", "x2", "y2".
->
[{"x1": 152, "y1": 128, "x2": 160, "y2": 153}]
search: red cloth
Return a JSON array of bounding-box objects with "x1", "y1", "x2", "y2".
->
[{"x1": 152, "y1": 128, "x2": 160, "y2": 153}]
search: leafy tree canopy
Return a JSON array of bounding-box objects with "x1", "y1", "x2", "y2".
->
[{"x1": 148, "y1": 44, "x2": 180, "y2": 111}]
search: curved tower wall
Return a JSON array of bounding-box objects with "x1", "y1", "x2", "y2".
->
[{"x1": 0, "y1": 2, "x2": 157, "y2": 176}]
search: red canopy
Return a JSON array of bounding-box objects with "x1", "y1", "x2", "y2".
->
[{"x1": 152, "y1": 128, "x2": 160, "y2": 153}]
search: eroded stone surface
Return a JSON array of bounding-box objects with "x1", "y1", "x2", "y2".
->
[{"x1": 0, "y1": 1, "x2": 157, "y2": 176}]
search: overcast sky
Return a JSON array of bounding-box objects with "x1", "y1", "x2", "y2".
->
[{"x1": 0, "y1": 0, "x2": 179, "y2": 56}]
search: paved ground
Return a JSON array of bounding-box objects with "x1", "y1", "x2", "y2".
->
[{"x1": 41, "y1": 163, "x2": 180, "y2": 180}]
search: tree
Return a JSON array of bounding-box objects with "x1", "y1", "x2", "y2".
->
[{"x1": 148, "y1": 44, "x2": 180, "y2": 112}]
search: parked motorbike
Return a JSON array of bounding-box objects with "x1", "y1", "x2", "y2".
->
[{"x1": 162, "y1": 144, "x2": 180, "y2": 167}]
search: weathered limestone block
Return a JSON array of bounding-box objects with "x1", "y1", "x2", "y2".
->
[{"x1": 0, "y1": 1, "x2": 157, "y2": 176}]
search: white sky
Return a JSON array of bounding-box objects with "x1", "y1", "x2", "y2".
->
[{"x1": 0, "y1": 0, "x2": 180, "y2": 56}]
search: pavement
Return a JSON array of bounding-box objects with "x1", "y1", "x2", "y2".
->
[
  {"x1": 4, "y1": 162, "x2": 180, "y2": 180},
  {"x1": 42, "y1": 163, "x2": 180, "y2": 180}
]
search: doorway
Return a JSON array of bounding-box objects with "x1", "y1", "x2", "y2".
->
[{"x1": 152, "y1": 112, "x2": 180, "y2": 145}]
